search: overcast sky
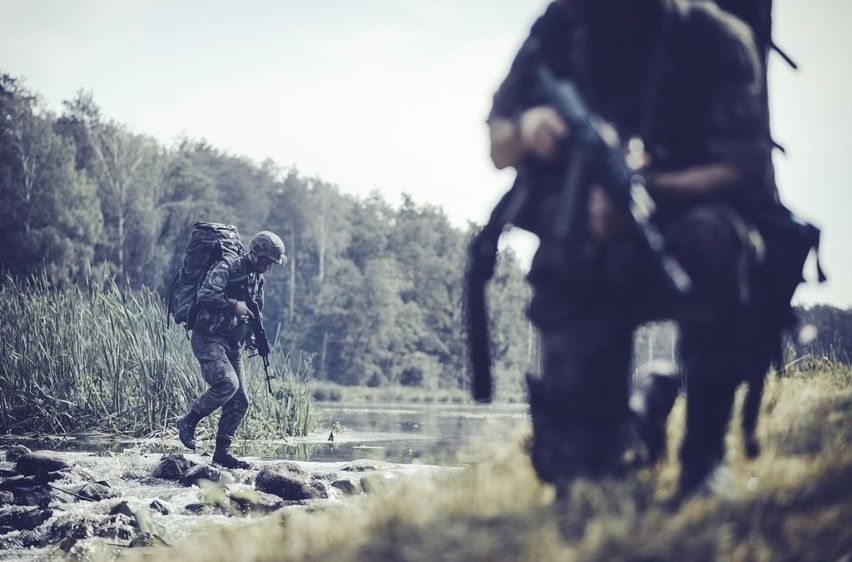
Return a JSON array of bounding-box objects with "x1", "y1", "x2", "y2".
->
[{"x1": 2, "y1": 0, "x2": 850, "y2": 307}]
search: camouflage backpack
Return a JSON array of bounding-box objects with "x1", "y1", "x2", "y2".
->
[
  {"x1": 713, "y1": 0, "x2": 798, "y2": 73},
  {"x1": 712, "y1": 0, "x2": 824, "y2": 339},
  {"x1": 168, "y1": 222, "x2": 244, "y2": 329}
]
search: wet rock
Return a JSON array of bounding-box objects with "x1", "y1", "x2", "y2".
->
[
  {"x1": 361, "y1": 471, "x2": 400, "y2": 494},
  {"x1": 184, "y1": 502, "x2": 231, "y2": 516},
  {"x1": 95, "y1": 513, "x2": 136, "y2": 540},
  {"x1": 151, "y1": 453, "x2": 194, "y2": 480},
  {"x1": 229, "y1": 488, "x2": 286, "y2": 515},
  {"x1": 48, "y1": 512, "x2": 100, "y2": 541},
  {"x1": 76, "y1": 482, "x2": 120, "y2": 502},
  {"x1": 20, "y1": 528, "x2": 48, "y2": 548},
  {"x1": 12, "y1": 486, "x2": 53, "y2": 508},
  {"x1": 311, "y1": 471, "x2": 337, "y2": 482},
  {"x1": 129, "y1": 531, "x2": 170, "y2": 548},
  {"x1": 255, "y1": 463, "x2": 318, "y2": 501},
  {"x1": 0, "y1": 525, "x2": 14, "y2": 535},
  {"x1": 331, "y1": 477, "x2": 361, "y2": 495},
  {"x1": 149, "y1": 499, "x2": 171, "y2": 515},
  {"x1": 341, "y1": 458, "x2": 395, "y2": 472},
  {"x1": 0, "y1": 506, "x2": 54, "y2": 531},
  {"x1": 0, "y1": 491, "x2": 14, "y2": 506},
  {"x1": 16, "y1": 451, "x2": 72, "y2": 475},
  {"x1": 109, "y1": 500, "x2": 135, "y2": 518},
  {"x1": 121, "y1": 468, "x2": 152, "y2": 481},
  {"x1": 0, "y1": 476, "x2": 32, "y2": 492},
  {"x1": 179, "y1": 464, "x2": 223, "y2": 487},
  {"x1": 308, "y1": 480, "x2": 329, "y2": 499},
  {"x1": 0, "y1": 468, "x2": 17, "y2": 478},
  {"x1": 58, "y1": 535, "x2": 77, "y2": 552},
  {"x1": 4, "y1": 445, "x2": 31, "y2": 463}
]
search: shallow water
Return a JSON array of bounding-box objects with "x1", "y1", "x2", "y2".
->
[
  {"x1": 0, "y1": 402, "x2": 530, "y2": 561},
  {"x1": 2, "y1": 401, "x2": 530, "y2": 464}
]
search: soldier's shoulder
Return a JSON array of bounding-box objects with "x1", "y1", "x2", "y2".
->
[
  {"x1": 207, "y1": 256, "x2": 242, "y2": 280},
  {"x1": 675, "y1": 1, "x2": 760, "y2": 78}
]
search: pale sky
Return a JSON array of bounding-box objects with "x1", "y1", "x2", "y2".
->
[{"x1": 2, "y1": 0, "x2": 850, "y2": 308}]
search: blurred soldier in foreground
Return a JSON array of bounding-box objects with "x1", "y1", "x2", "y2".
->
[{"x1": 474, "y1": 0, "x2": 820, "y2": 498}]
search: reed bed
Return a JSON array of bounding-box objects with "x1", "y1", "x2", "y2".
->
[{"x1": 0, "y1": 275, "x2": 313, "y2": 438}]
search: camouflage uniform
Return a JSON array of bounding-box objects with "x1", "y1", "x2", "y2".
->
[
  {"x1": 188, "y1": 254, "x2": 264, "y2": 439},
  {"x1": 177, "y1": 230, "x2": 285, "y2": 469},
  {"x1": 490, "y1": 0, "x2": 778, "y2": 494}
]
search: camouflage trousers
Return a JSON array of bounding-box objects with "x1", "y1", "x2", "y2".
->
[
  {"x1": 526, "y1": 204, "x2": 762, "y2": 488},
  {"x1": 189, "y1": 332, "x2": 248, "y2": 439}
]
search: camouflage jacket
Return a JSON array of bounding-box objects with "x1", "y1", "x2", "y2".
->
[
  {"x1": 193, "y1": 254, "x2": 264, "y2": 343},
  {"x1": 489, "y1": 0, "x2": 777, "y2": 228}
]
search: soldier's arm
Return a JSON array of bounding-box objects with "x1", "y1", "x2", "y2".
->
[
  {"x1": 488, "y1": 0, "x2": 571, "y2": 169},
  {"x1": 649, "y1": 8, "x2": 771, "y2": 204},
  {"x1": 197, "y1": 261, "x2": 238, "y2": 313}
]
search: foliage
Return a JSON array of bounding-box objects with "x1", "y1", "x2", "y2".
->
[
  {"x1": 796, "y1": 304, "x2": 852, "y2": 362},
  {"x1": 6, "y1": 70, "x2": 850, "y2": 409},
  {"x1": 0, "y1": 274, "x2": 312, "y2": 438},
  {"x1": 0, "y1": 71, "x2": 534, "y2": 397}
]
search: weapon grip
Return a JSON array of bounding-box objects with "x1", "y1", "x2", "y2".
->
[{"x1": 554, "y1": 143, "x2": 587, "y2": 239}]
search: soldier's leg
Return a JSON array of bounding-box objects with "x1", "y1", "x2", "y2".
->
[
  {"x1": 216, "y1": 347, "x2": 249, "y2": 438},
  {"x1": 668, "y1": 205, "x2": 749, "y2": 497},
  {"x1": 526, "y1": 239, "x2": 639, "y2": 485},
  {"x1": 190, "y1": 333, "x2": 241, "y2": 415},
  {"x1": 213, "y1": 347, "x2": 251, "y2": 469},
  {"x1": 179, "y1": 333, "x2": 240, "y2": 450}
]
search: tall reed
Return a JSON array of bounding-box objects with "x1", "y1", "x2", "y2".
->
[{"x1": 0, "y1": 274, "x2": 313, "y2": 438}]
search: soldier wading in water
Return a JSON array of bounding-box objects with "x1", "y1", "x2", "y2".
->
[{"x1": 178, "y1": 231, "x2": 287, "y2": 469}]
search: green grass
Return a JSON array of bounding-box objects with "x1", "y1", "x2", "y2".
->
[
  {"x1": 0, "y1": 274, "x2": 313, "y2": 439},
  {"x1": 115, "y1": 365, "x2": 851, "y2": 562}
]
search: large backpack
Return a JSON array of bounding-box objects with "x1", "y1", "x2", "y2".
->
[
  {"x1": 168, "y1": 222, "x2": 244, "y2": 329},
  {"x1": 714, "y1": 0, "x2": 824, "y2": 300}
]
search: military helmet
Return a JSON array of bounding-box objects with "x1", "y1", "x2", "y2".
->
[{"x1": 249, "y1": 231, "x2": 286, "y2": 265}]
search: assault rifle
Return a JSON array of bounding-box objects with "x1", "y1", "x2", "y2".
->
[
  {"x1": 466, "y1": 41, "x2": 691, "y2": 403},
  {"x1": 243, "y1": 285, "x2": 274, "y2": 394}
]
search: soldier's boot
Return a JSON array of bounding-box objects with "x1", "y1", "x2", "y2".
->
[
  {"x1": 212, "y1": 435, "x2": 251, "y2": 470},
  {"x1": 630, "y1": 360, "x2": 682, "y2": 465},
  {"x1": 178, "y1": 410, "x2": 203, "y2": 451}
]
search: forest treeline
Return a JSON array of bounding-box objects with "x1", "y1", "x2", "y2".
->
[
  {"x1": 0, "y1": 73, "x2": 534, "y2": 397},
  {"x1": 1, "y1": 72, "x2": 849, "y2": 397}
]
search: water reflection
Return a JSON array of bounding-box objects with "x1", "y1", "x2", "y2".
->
[
  {"x1": 299, "y1": 402, "x2": 531, "y2": 465},
  {"x1": 0, "y1": 402, "x2": 530, "y2": 466}
]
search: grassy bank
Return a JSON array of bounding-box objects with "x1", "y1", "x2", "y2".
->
[
  {"x1": 117, "y1": 364, "x2": 851, "y2": 562},
  {"x1": 0, "y1": 275, "x2": 313, "y2": 438}
]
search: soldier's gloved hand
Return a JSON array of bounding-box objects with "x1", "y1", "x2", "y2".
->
[
  {"x1": 519, "y1": 105, "x2": 569, "y2": 161},
  {"x1": 245, "y1": 334, "x2": 257, "y2": 351},
  {"x1": 234, "y1": 301, "x2": 254, "y2": 319}
]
